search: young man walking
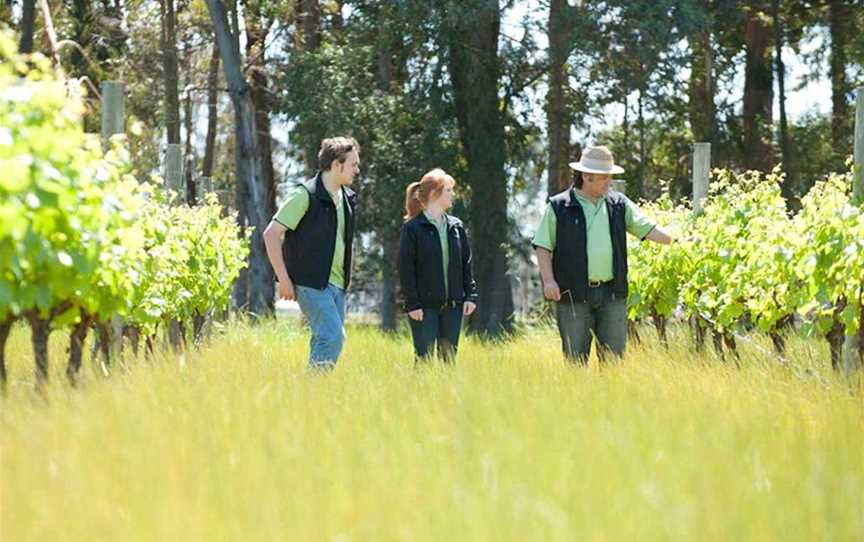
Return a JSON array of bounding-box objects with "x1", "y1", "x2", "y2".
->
[
  {"x1": 532, "y1": 145, "x2": 674, "y2": 364},
  {"x1": 264, "y1": 137, "x2": 360, "y2": 370}
]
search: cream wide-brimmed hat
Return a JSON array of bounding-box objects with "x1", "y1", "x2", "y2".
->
[{"x1": 568, "y1": 145, "x2": 625, "y2": 175}]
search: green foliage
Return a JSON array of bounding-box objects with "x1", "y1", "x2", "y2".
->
[
  {"x1": 627, "y1": 191, "x2": 692, "y2": 321},
  {"x1": 793, "y1": 173, "x2": 864, "y2": 335},
  {"x1": 680, "y1": 169, "x2": 799, "y2": 332},
  {"x1": 128, "y1": 188, "x2": 249, "y2": 334},
  {"x1": 629, "y1": 167, "x2": 863, "y2": 339},
  {"x1": 0, "y1": 30, "x2": 248, "y2": 340},
  {"x1": 0, "y1": 39, "x2": 142, "y2": 325}
]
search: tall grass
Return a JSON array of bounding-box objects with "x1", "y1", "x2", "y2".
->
[{"x1": 2, "y1": 319, "x2": 862, "y2": 541}]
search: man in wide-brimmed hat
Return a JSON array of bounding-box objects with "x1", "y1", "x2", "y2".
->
[{"x1": 532, "y1": 145, "x2": 674, "y2": 364}]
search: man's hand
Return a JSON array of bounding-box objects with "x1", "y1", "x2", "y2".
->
[
  {"x1": 277, "y1": 279, "x2": 296, "y2": 301},
  {"x1": 673, "y1": 234, "x2": 696, "y2": 245},
  {"x1": 408, "y1": 309, "x2": 424, "y2": 321},
  {"x1": 534, "y1": 247, "x2": 560, "y2": 301},
  {"x1": 543, "y1": 280, "x2": 562, "y2": 301},
  {"x1": 463, "y1": 301, "x2": 477, "y2": 316}
]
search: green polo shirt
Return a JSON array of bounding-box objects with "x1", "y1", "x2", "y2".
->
[
  {"x1": 423, "y1": 211, "x2": 450, "y2": 292},
  {"x1": 531, "y1": 191, "x2": 655, "y2": 282},
  {"x1": 273, "y1": 184, "x2": 346, "y2": 289}
]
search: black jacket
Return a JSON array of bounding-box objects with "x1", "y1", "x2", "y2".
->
[
  {"x1": 398, "y1": 213, "x2": 478, "y2": 312},
  {"x1": 281, "y1": 173, "x2": 356, "y2": 290},
  {"x1": 545, "y1": 187, "x2": 629, "y2": 302}
]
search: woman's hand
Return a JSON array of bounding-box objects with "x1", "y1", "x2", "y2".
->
[
  {"x1": 408, "y1": 309, "x2": 424, "y2": 321},
  {"x1": 463, "y1": 301, "x2": 476, "y2": 316}
]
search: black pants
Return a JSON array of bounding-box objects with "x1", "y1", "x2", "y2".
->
[{"x1": 408, "y1": 304, "x2": 464, "y2": 362}]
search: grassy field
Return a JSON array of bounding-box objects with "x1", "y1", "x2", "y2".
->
[{"x1": 1, "y1": 318, "x2": 863, "y2": 541}]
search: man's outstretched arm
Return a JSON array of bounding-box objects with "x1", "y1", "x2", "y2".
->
[{"x1": 644, "y1": 225, "x2": 674, "y2": 245}]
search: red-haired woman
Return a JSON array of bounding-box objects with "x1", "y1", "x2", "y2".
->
[{"x1": 398, "y1": 169, "x2": 478, "y2": 362}]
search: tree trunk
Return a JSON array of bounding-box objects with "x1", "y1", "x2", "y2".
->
[
  {"x1": 742, "y1": 2, "x2": 774, "y2": 172},
  {"x1": 159, "y1": 0, "x2": 181, "y2": 145},
  {"x1": 19, "y1": 0, "x2": 37, "y2": 53},
  {"x1": 178, "y1": 321, "x2": 188, "y2": 350},
  {"x1": 691, "y1": 315, "x2": 707, "y2": 353},
  {"x1": 192, "y1": 312, "x2": 207, "y2": 348},
  {"x1": 828, "y1": 0, "x2": 850, "y2": 165},
  {"x1": 246, "y1": 7, "x2": 277, "y2": 218},
  {"x1": 145, "y1": 334, "x2": 156, "y2": 360},
  {"x1": 96, "y1": 321, "x2": 111, "y2": 366},
  {"x1": 650, "y1": 309, "x2": 668, "y2": 347},
  {"x1": 202, "y1": 43, "x2": 220, "y2": 180},
  {"x1": 295, "y1": 0, "x2": 322, "y2": 175},
  {"x1": 723, "y1": 333, "x2": 740, "y2": 366},
  {"x1": 858, "y1": 303, "x2": 864, "y2": 364},
  {"x1": 621, "y1": 95, "x2": 630, "y2": 157},
  {"x1": 33, "y1": 0, "x2": 59, "y2": 69},
  {"x1": 183, "y1": 76, "x2": 196, "y2": 205},
  {"x1": 28, "y1": 314, "x2": 51, "y2": 386},
  {"x1": 66, "y1": 316, "x2": 91, "y2": 385},
  {"x1": 228, "y1": 0, "x2": 248, "y2": 312},
  {"x1": 627, "y1": 320, "x2": 641, "y2": 343},
  {"x1": 545, "y1": 0, "x2": 574, "y2": 196},
  {"x1": 443, "y1": 0, "x2": 513, "y2": 337},
  {"x1": 168, "y1": 319, "x2": 184, "y2": 353},
  {"x1": 711, "y1": 328, "x2": 724, "y2": 357},
  {"x1": 232, "y1": 57, "x2": 252, "y2": 312},
  {"x1": 380, "y1": 233, "x2": 400, "y2": 332},
  {"x1": 206, "y1": 0, "x2": 273, "y2": 315},
  {"x1": 688, "y1": 26, "x2": 715, "y2": 143},
  {"x1": 375, "y1": 33, "x2": 404, "y2": 333},
  {"x1": 768, "y1": 315, "x2": 791, "y2": 356},
  {"x1": 66, "y1": 0, "x2": 100, "y2": 130},
  {"x1": 772, "y1": 0, "x2": 793, "y2": 202},
  {"x1": 125, "y1": 325, "x2": 141, "y2": 357},
  {"x1": 232, "y1": 231, "x2": 251, "y2": 310},
  {"x1": 826, "y1": 319, "x2": 844, "y2": 371},
  {"x1": 297, "y1": 0, "x2": 321, "y2": 51},
  {"x1": 0, "y1": 317, "x2": 12, "y2": 387},
  {"x1": 769, "y1": 331, "x2": 786, "y2": 356},
  {"x1": 636, "y1": 87, "x2": 646, "y2": 199}
]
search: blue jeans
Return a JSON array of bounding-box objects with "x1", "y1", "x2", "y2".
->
[
  {"x1": 295, "y1": 284, "x2": 346, "y2": 369},
  {"x1": 556, "y1": 284, "x2": 627, "y2": 364},
  {"x1": 408, "y1": 304, "x2": 464, "y2": 363}
]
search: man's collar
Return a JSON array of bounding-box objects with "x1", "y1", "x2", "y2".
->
[
  {"x1": 314, "y1": 172, "x2": 353, "y2": 201},
  {"x1": 572, "y1": 187, "x2": 604, "y2": 205},
  {"x1": 320, "y1": 171, "x2": 342, "y2": 196}
]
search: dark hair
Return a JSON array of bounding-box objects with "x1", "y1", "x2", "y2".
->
[
  {"x1": 572, "y1": 170, "x2": 583, "y2": 188},
  {"x1": 318, "y1": 137, "x2": 360, "y2": 171}
]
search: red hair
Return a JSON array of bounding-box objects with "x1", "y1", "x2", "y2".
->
[{"x1": 403, "y1": 168, "x2": 456, "y2": 221}]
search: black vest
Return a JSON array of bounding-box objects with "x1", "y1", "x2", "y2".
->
[
  {"x1": 549, "y1": 187, "x2": 628, "y2": 302},
  {"x1": 282, "y1": 173, "x2": 356, "y2": 290}
]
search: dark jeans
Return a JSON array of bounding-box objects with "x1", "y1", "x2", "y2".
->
[
  {"x1": 408, "y1": 304, "x2": 464, "y2": 362},
  {"x1": 556, "y1": 284, "x2": 627, "y2": 364}
]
